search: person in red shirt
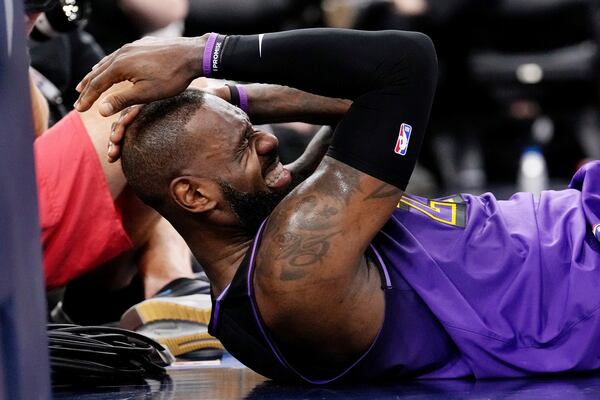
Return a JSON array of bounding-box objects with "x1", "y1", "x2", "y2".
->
[{"x1": 25, "y1": 2, "x2": 193, "y2": 298}]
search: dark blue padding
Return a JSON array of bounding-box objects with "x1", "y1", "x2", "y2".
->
[{"x1": 0, "y1": 1, "x2": 50, "y2": 398}]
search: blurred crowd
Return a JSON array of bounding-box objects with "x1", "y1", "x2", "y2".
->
[{"x1": 29, "y1": 0, "x2": 600, "y2": 199}]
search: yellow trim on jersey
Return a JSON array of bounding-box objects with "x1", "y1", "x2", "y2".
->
[{"x1": 397, "y1": 196, "x2": 458, "y2": 226}]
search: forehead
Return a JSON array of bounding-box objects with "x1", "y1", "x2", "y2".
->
[
  {"x1": 185, "y1": 94, "x2": 249, "y2": 158},
  {"x1": 188, "y1": 94, "x2": 249, "y2": 137}
]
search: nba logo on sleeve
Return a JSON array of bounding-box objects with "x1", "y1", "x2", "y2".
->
[
  {"x1": 594, "y1": 223, "x2": 600, "y2": 242},
  {"x1": 394, "y1": 123, "x2": 412, "y2": 156}
]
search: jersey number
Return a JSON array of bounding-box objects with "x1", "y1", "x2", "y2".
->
[{"x1": 397, "y1": 194, "x2": 466, "y2": 228}]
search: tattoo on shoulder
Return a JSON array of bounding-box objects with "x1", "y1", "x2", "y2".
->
[
  {"x1": 257, "y1": 158, "x2": 392, "y2": 283},
  {"x1": 275, "y1": 230, "x2": 342, "y2": 281},
  {"x1": 259, "y1": 197, "x2": 344, "y2": 281}
]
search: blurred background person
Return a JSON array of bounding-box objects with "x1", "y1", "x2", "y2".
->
[
  {"x1": 25, "y1": 1, "x2": 203, "y2": 331},
  {"x1": 30, "y1": 0, "x2": 190, "y2": 125},
  {"x1": 86, "y1": 0, "x2": 189, "y2": 53},
  {"x1": 29, "y1": 0, "x2": 102, "y2": 127}
]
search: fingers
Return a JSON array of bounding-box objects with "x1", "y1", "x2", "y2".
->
[
  {"x1": 107, "y1": 142, "x2": 122, "y2": 164},
  {"x1": 110, "y1": 105, "x2": 141, "y2": 145},
  {"x1": 98, "y1": 83, "x2": 155, "y2": 117},
  {"x1": 108, "y1": 105, "x2": 142, "y2": 163},
  {"x1": 74, "y1": 53, "x2": 118, "y2": 111},
  {"x1": 75, "y1": 65, "x2": 125, "y2": 115},
  {"x1": 76, "y1": 53, "x2": 113, "y2": 92},
  {"x1": 75, "y1": 36, "x2": 205, "y2": 114},
  {"x1": 92, "y1": 53, "x2": 113, "y2": 71}
]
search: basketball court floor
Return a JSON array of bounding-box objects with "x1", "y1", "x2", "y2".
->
[{"x1": 52, "y1": 354, "x2": 600, "y2": 400}]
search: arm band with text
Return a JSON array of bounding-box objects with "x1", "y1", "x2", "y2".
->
[{"x1": 205, "y1": 29, "x2": 438, "y2": 190}]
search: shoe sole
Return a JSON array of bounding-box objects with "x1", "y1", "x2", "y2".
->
[
  {"x1": 159, "y1": 332, "x2": 224, "y2": 356},
  {"x1": 120, "y1": 298, "x2": 224, "y2": 356}
]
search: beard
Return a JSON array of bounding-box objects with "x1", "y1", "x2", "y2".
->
[{"x1": 218, "y1": 180, "x2": 291, "y2": 235}]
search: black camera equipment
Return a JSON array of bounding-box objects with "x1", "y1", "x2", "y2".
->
[
  {"x1": 48, "y1": 324, "x2": 174, "y2": 385},
  {"x1": 30, "y1": 0, "x2": 91, "y2": 42},
  {"x1": 24, "y1": 0, "x2": 57, "y2": 14}
]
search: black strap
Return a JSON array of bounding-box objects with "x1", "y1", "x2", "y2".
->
[
  {"x1": 48, "y1": 324, "x2": 174, "y2": 385},
  {"x1": 226, "y1": 84, "x2": 241, "y2": 109}
]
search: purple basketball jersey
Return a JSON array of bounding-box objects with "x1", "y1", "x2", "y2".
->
[
  {"x1": 210, "y1": 161, "x2": 600, "y2": 383},
  {"x1": 372, "y1": 160, "x2": 600, "y2": 378}
]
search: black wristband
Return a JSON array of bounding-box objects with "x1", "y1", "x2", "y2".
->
[
  {"x1": 226, "y1": 84, "x2": 241, "y2": 108},
  {"x1": 225, "y1": 84, "x2": 249, "y2": 113}
]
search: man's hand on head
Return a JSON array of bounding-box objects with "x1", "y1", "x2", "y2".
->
[
  {"x1": 75, "y1": 35, "x2": 210, "y2": 117},
  {"x1": 108, "y1": 105, "x2": 142, "y2": 162},
  {"x1": 105, "y1": 82, "x2": 237, "y2": 163}
]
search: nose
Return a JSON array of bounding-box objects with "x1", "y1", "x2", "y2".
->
[{"x1": 254, "y1": 131, "x2": 279, "y2": 157}]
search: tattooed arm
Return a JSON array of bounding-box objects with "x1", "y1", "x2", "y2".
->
[
  {"x1": 255, "y1": 158, "x2": 402, "y2": 367},
  {"x1": 239, "y1": 30, "x2": 438, "y2": 369}
]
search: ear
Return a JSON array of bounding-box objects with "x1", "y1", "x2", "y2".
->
[{"x1": 170, "y1": 176, "x2": 217, "y2": 213}]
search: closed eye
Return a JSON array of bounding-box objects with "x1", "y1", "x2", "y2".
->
[{"x1": 235, "y1": 128, "x2": 256, "y2": 160}]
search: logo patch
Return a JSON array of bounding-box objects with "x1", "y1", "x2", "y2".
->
[
  {"x1": 394, "y1": 123, "x2": 412, "y2": 156},
  {"x1": 594, "y1": 223, "x2": 600, "y2": 242}
]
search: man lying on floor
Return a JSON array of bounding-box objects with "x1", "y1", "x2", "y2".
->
[{"x1": 75, "y1": 29, "x2": 600, "y2": 383}]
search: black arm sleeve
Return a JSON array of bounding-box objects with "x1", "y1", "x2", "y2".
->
[{"x1": 210, "y1": 29, "x2": 438, "y2": 190}]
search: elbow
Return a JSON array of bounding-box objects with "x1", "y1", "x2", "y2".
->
[
  {"x1": 411, "y1": 32, "x2": 438, "y2": 88},
  {"x1": 410, "y1": 32, "x2": 437, "y2": 61},
  {"x1": 408, "y1": 31, "x2": 436, "y2": 59},
  {"x1": 410, "y1": 32, "x2": 438, "y2": 83},
  {"x1": 386, "y1": 30, "x2": 438, "y2": 95}
]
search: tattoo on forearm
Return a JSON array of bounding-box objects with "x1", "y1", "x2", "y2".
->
[{"x1": 363, "y1": 183, "x2": 402, "y2": 201}]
